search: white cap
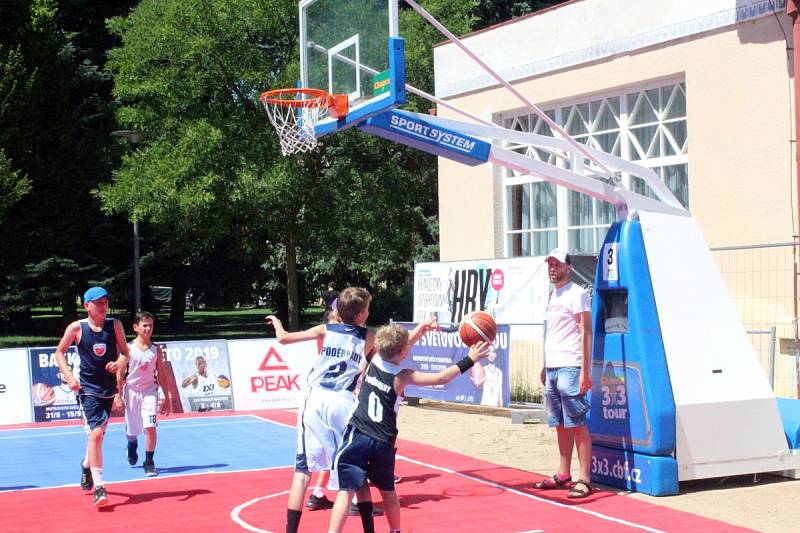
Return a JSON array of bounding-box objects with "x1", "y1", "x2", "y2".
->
[{"x1": 545, "y1": 249, "x2": 570, "y2": 265}]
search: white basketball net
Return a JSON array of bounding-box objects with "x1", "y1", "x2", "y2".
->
[{"x1": 262, "y1": 98, "x2": 328, "y2": 156}]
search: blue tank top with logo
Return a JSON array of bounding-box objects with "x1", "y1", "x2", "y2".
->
[{"x1": 77, "y1": 319, "x2": 119, "y2": 397}]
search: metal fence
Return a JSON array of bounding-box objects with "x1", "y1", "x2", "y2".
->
[
  {"x1": 711, "y1": 242, "x2": 799, "y2": 399},
  {"x1": 507, "y1": 241, "x2": 800, "y2": 403}
]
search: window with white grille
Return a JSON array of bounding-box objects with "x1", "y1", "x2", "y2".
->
[{"x1": 501, "y1": 80, "x2": 688, "y2": 256}]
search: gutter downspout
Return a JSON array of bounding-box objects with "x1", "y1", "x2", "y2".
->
[{"x1": 788, "y1": 0, "x2": 800, "y2": 399}]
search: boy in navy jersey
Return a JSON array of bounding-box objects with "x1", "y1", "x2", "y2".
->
[
  {"x1": 54, "y1": 287, "x2": 130, "y2": 507},
  {"x1": 327, "y1": 323, "x2": 491, "y2": 533}
]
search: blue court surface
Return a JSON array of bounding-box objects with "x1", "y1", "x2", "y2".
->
[{"x1": 0, "y1": 414, "x2": 296, "y2": 491}]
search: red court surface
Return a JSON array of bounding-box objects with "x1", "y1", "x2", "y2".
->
[{"x1": 1, "y1": 410, "x2": 752, "y2": 532}]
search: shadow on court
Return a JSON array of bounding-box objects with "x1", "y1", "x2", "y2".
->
[
  {"x1": 144, "y1": 463, "x2": 229, "y2": 474},
  {"x1": 99, "y1": 488, "x2": 214, "y2": 510},
  {"x1": 398, "y1": 491, "x2": 450, "y2": 508},
  {"x1": 395, "y1": 472, "x2": 439, "y2": 484}
]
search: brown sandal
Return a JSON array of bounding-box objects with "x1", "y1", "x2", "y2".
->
[
  {"x1": 567, "y1": 479, "x2": 593, "y2": 498},
  {"x1": 533, "y1": 473, "x2": 572, "y2": 490}
]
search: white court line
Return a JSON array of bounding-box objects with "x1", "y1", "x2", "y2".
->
[
  {"x1": 0, "y1": 413, "x2": 260, "y2": 434},
  {"x1": 0, "y1": 419, "x2": 266, "y2": 440},
  {"x1": 0, "y1": 464, "x2": 294, "y2": 494},
  {"x1": 248, "y1": 413, "x2": 295, "y2": 430},
  {"x1": 230, "y1": 490, "x2": 290, "y2": 533},
  {"x1": 225, "y1": 444, "x2": 665, "y2": 533},
  {"x1": 396, "y1": 454, "x2": 667, "y2": 533}
]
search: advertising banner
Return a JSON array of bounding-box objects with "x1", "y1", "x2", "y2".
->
[
  {"x1": 162, "y1": 340, "x2": 235, "y2": 413},
  {"x1": 414, "y1": 257, "x2": 550, "y2": 325},
  {"x1": 414, "y1": 255, "x2": 597, "y2": 339},
  {"x1": 228, "y1": 339, "x2": 316, "y2": 410},
  {"x1": 28, "y1": 346, "x2": 83, "y2": 423},
  {"x1": 1, "y1": 349, "x2": 34, "y2": 425},
  {"x1": 398, "y1": 322, "x2": 511, "y2": 407}
]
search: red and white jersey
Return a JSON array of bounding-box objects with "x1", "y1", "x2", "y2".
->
[{"x1": 125, "y1": 342, "x2": 159, "y2": 394}]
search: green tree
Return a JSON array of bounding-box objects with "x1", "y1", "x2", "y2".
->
[
  {"x1": 102, "y1": 0, "x2": 483, "y2": 329},
  {"x1": 0, "y1": 0, "x2": 135, "y2": 325},
  {"x1": 473, "y1": 0, "x2": 569, "y2": 29},
  {"x1": 103, "y1": 0, "x2": 300, "y2": 324}
]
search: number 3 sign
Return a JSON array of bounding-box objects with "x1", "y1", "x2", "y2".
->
[{"x1": 602, "y1": 243, "x2": 619, "y2": 281}]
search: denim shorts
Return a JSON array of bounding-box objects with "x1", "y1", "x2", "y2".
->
[{"x1": 545, "y1": 367, "x2": 589, "y2": 428}]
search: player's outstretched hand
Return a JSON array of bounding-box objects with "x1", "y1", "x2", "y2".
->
[
  {"x1": 265, "y1": 315, "x2": 280, "y2": 328},
  {"x1": 468, "y1": 341, "x2": 491, "y2": 362},
  {"x1": 422, "y1": 315, "x2": 440, "y2": 332},
  {"x1": 105, "y1": 361, "x2": 119, "y2": 373}
]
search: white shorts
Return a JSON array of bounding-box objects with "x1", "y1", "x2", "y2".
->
[
  {"x1": 296, "y1": 387, "x2": 356, "y2": 478},
  {"x1": 124, "y1": 387, "x2": 158, "y2": 436}
]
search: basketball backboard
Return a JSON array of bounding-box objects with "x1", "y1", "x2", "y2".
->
[{"x1": 300, "y1": 0, "x2": 405, "y2": 137}]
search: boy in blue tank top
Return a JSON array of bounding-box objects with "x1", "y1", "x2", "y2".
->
[
  {"x1": 54, "y1": 287, "x2": 130, "y2": 507},
  {"x1": 327, "y1": 323, "x2": 491, "y2": 533}
]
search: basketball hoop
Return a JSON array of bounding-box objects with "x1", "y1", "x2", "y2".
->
[{"x1": 259, "y1": 88, "x2": 348, "y2": 156}]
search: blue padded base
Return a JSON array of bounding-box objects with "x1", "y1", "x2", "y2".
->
[
  {"x1": 776, "y1": 398, "x2": 800, "y2": 449},
  {"x1": 590, "y1": 444, "x2": 678, "y2": 496}
]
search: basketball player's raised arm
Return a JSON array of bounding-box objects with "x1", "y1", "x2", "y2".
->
[
  {"x1": 54, "y1": 321, "x2": 81, "y2": 391},
  {"x1": 265, "y1": 315, "x2": 326, "y2": 344},
  {"x1": 398, "y1": 341, "x2": 491, "y2": 391},
  {"x1": 406, "y1": 316, "x2": 439, "y2": 348}
]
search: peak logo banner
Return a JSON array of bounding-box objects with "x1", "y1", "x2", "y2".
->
[{"x1": 228, "y1": 339, "x2": 316, "y2": 410}]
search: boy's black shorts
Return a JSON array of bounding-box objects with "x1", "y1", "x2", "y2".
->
[
  {"x1": 334, "y1": 425, "x2": 396, "y2": 492},
  {"x1": 79, "y1": 393, "x2": 114, "y2": 430}
]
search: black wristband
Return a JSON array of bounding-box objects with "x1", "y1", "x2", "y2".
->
[{"x1": 456, "y1": 356, "x2": 475, "y2": 374}]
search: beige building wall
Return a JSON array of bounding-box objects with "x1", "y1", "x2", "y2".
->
[
  {"x1": 433, "y1": 1, "x2": 798, "y2": 396},
  {"x1": 438, "y1": 15, "x2": 794, "y2": 259}
]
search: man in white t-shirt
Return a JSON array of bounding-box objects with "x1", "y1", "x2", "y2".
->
[{"x1": 534, "y1": 249, "x2": 594, "y2": 499}]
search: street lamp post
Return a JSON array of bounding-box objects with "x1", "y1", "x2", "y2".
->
[{"x1": 111, "y1": 129, "x2": 143, "y2": 312}]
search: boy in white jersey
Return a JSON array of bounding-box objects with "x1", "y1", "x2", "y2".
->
[
  {"x1": 267, "y1": 287, "x2": 377, "y2": 533},
  {"x1": 327, "y1": 323, "x2": 490, "y2": 533},
  {"x1": 117, "y1": 311, "x2": 171, "y2": 477}
]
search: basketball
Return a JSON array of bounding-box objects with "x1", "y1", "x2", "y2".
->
[
  {"x1": 459, "y1": 311, "x2": 497, "y2": 347},
  {"x1": 217, "y1": 375, "x2": 231, "y2": 389},
  {"x1": 32, "y1": 382, "x2": 56, "y2": 407}
]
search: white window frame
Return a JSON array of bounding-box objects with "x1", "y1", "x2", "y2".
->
[{"x1": 500, "y1": 76, "x2": 688, "y2": 257}]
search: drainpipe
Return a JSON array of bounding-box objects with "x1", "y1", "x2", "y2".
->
[{"x1": 788, "y1": 1, "x2": 800, "y2": 398}]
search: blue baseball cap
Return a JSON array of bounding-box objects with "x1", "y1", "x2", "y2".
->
[{"x1": 84, "y1": 287, "x2": 111, "y2": 303}]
